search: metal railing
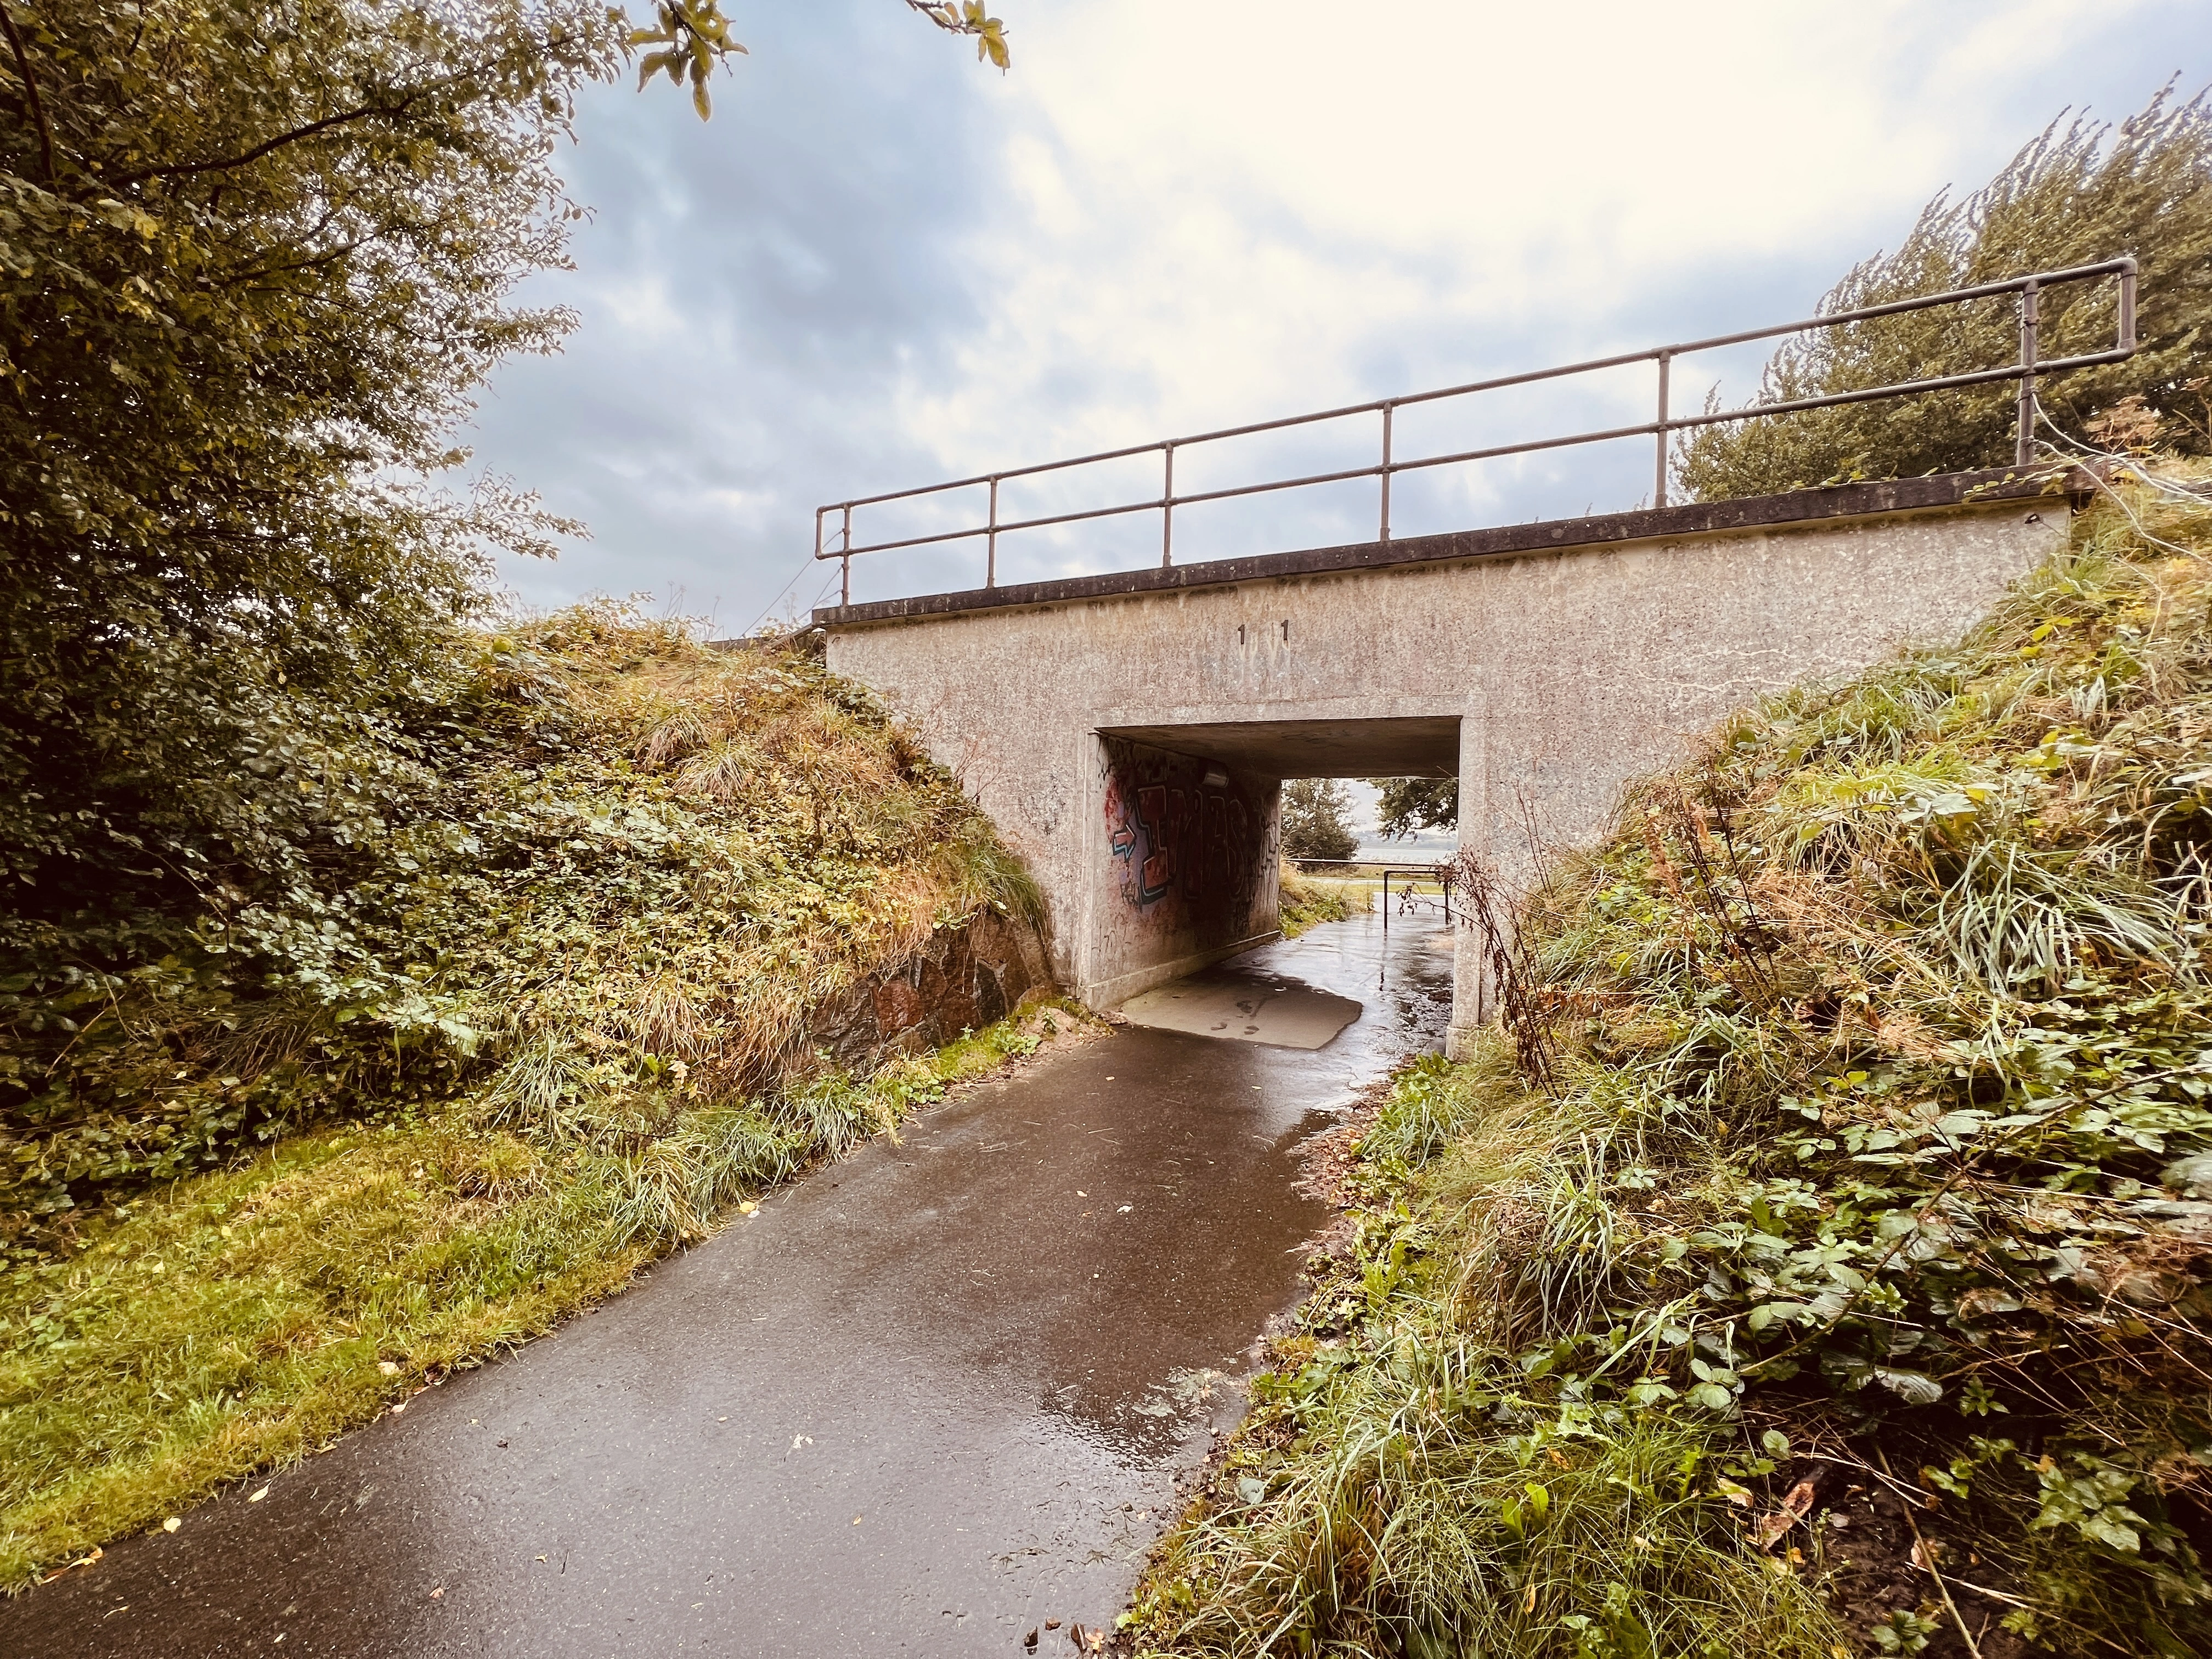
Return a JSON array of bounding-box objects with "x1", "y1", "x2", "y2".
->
[
  {"x1": 1288, "y1": 857, "x2": 1455, "y2": 939},
  {"x1": 815, "y1": 257, "x2": 2137, "y2": 606}
]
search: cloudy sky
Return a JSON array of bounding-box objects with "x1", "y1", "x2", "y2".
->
[{"x1": 465, "y1": 0, "x2": 2210, "y2": 631}]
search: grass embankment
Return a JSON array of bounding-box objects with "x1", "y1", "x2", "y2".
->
[
  {"x1": 1282, "y1": 867, "x2": 1370, "y2": 939},
  {"x1": 1, "y1": 607, "x2": 1056, "y2": 1588},
  {"x1": 1130, "y1": 473, "x2": 2212, "y2": 1658}
]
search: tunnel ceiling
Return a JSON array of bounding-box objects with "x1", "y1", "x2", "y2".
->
[{"x1": 1098, "y1": 717, "x2": 1458, "y2": 780}]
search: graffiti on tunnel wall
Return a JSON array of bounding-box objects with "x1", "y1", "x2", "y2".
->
[{"x1": 1100, "y1": 737, "x2": 1273, "y2": 940}]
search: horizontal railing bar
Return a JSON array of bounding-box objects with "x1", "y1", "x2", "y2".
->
[
  {"x1": 817, "y1": 258, "x2": 2133, "y2": 523},
  {"x1": 1382, "y1": 346, "x2": 2140, "y2": 478},
  {"x1": 1661, "y1": 346, "x2": 2136, "y2": 428},
  {"x1": 1635, "y1": 257, "x2": 2133, "y2": 363},
  {"x1": 814, "y1": 496, "x2": 1169, "y2": 557},
  {"x1": 820, "y1": 344, "x2": 2134, "y2": 561},
  {"x1": 1377, "y1": 258, "x2": 2136, "y2": 418},
  {"x1": 1290, "y1": 857, "x2": 1450, "y2": 868}
]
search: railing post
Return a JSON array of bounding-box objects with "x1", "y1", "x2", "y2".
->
[
  {"x1": 1161, "y1": 442, "x2": 1176, "y2": 568},
  {"x1": 1654, "y1": 350, "x2": 1672, "y2": 509},
  {"x1": 986, "y1": 476, "x2": 1000, "y2": 589},
  {"x1": 1379, "y1": 402, "x2": 1395, "y2": 543},
  {"x1": 2016, "y1": 278, "x2": 2040, "y2": 466},
  {"x1": 2119, "y1": 258, "x2": 2137, "y2": 351},
  {"x1": 840, "y1": 504, "x2": 852, "y2": 607}
]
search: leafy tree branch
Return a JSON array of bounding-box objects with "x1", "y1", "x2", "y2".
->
[{"x1": 0, "y1": 3, "x2": 53, "y2": 179}]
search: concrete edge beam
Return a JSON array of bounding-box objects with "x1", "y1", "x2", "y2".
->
[{"x1": 814, "y1": 465, "x2": 2090, "y2": 629}]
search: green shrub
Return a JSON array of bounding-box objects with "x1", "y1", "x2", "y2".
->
[
  {"x1": 1679, "y1": 84, "x2": 2212, "y2": 500},
  {"x1": 3, "y1": 607, "x2": 1037, "y2": 1256}
]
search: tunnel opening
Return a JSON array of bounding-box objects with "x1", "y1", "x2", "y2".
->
[{"x1": 1086, "y1": 716, "x2": 1461, "y2": 1009}]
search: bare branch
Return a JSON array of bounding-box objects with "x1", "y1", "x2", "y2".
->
[
  {"x1": 100, "y1": 51, "x2": 524, "y2": 190},
  {"x1": 1, "y1": 3, "x2": 57, "y2": 182}
]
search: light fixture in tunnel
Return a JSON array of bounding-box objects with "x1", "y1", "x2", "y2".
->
[{"x1": 1201, "y1": 768, "x2": 1228, "y2": 788}]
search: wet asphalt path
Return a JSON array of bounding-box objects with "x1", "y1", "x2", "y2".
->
[{"x1": 8, "y1": 913, "x2": 1453, "y2": 1657}]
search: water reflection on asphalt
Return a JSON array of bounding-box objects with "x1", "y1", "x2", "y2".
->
[{"x1": 8, "y1": 910, "x2": 1454, "y2": 1658}]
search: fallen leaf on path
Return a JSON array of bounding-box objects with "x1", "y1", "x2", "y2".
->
[
  {"x1": 162, "y1": 1517, "x2": 180, "y2": 1533},
  {"x1": 429, "y1": 1587, "x2": 444, "y2": 1601},
  {"x1": 249, "y1": 1487, "x2": 269, "y2": 1504},
  {"x1": 40, "y1": 1545, "x2": 105, "y2": 1584},
  {"x1": 1753, "y1": 1480, "x2": 1819, "y2": 1549}
]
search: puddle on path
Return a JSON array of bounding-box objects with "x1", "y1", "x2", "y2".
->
[
  {"x1": 1119, "y1": 970, "x2": 1361, "y2": 1048},
  {"x1": 8, "y1": 910, "x2": 1454, "y2": 1658}
]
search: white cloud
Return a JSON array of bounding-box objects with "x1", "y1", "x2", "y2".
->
[{"x1": 469, "y1": 0, "x2": 2209, "y2": 618}]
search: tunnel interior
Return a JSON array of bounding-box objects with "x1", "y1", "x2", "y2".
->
[{"x1": 1085, "y1": 716, "x2": 1461, "y2": 1008}]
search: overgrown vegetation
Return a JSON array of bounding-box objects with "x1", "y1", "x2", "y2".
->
[
  {"x1": 5, "y1": 606, "x2": 1040, "y2": 1255},
  {"x1": 0, "y1": 1, "x2": 1004, "y2": 1050},
  {"x1": 1130, "y1": 470, "x2": 2212, "y2": 1657},
  {"x1": 1679, "y1": 83, "x2": 2211, "y2": 500},
  {"x1": 0, "y1": 991, "x2": 1075, "y2": 1591},
  {"x1": 1280, "y1": 866, "x2": 1368, "y2": 939},
  {"x1": 0, "y1": 604, "x2": 1060, "y2": 1587}
]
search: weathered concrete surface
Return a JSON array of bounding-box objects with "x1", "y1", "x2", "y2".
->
[
  {"x1": 4, "y1": 912, "x2": 1453, "y2": 1659},
  {"x1": 820, "y1": 475, "x2": 2072, "y2": 1051}
]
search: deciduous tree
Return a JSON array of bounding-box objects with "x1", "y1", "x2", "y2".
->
[
  {"x1": 1370, "y1": 776, "x2": 1457, "y2": 839},
  {"x1": 0, "y1": 1, "x2": 1006, "y2": 974},
  {"x1": 1678, "y1": 83, "x2": 2211, "y2": 500},
  {"x1": 1282, "y1": 778, "x2": 1359, "y2": 864}
]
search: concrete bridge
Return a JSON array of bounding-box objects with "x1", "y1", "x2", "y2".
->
[{"x1": 817, "y1": 470, "x2": 2072, "y2": 1054}]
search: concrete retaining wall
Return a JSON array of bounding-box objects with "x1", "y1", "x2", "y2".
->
[{"x1": 805, "y1": 907, "x2": 1051, "y2": 1073}]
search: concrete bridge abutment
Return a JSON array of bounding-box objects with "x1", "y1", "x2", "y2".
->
[{"x1": 818, "y1": 472, "x2": 2075, "y2": 1054}]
